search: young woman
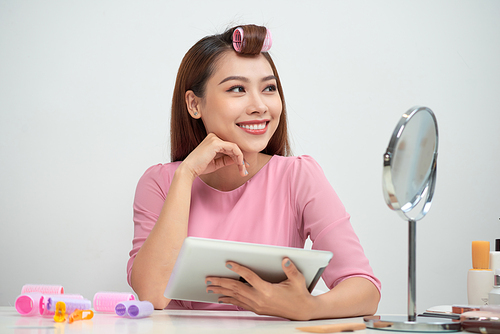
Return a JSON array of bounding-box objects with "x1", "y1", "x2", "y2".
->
[{"x1": 127, "y1": 24, "x2": 381, "y2": 320}]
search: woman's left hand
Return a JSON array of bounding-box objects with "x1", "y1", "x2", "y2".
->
[{"x1": 205, "y1": 258, "x2": 317, "y2": 320}]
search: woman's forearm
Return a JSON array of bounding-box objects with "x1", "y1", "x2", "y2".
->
[
  {"x1": 309, "y1": 277, "x2": 380, "y2": 320},
  {"x1": 130, "y1": 166, "x2": 196, "y2": 309}
]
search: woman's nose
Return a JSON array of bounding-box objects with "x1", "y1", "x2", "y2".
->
[{"x1": 246, "y1": 92, "x2": 267, "y2": 114}]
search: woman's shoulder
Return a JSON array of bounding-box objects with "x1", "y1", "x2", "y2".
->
[
  {"x1": 138, "y1": 161, "x2": 183, "y2": 187},
  {"x1": 266, "y1": 155, "x2": 330, "y2": 192},
  {"x1": 143, "y1": 161, "x2": 182, "y2": 174},
  {"x1": 270, "y1": 155, "x2": 324, "y2": 174}
]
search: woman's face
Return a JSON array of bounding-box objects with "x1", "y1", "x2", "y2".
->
[{"x1": 196, "y1": 52, "x2": 282, "y2": 155}]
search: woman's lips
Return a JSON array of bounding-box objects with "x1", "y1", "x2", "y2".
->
[{"x1": 237, "y1": 121, "x2": 269, "y2": 135}]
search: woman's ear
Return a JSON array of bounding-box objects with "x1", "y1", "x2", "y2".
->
[{"x1": 185, "y1": 90, "x2": 202, "y2": 119}]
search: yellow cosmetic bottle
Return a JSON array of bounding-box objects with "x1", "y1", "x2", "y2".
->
[{"x1": 467, "y1": 240, "x2": 494, "y2": 305}]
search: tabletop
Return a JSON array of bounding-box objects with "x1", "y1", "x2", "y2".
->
[
  {"x1": 0, "y1": 306, "x2": 464, "y2": 334},
  {"x1": 0, "y1": 306, "x2": 368, "y2": 334}
]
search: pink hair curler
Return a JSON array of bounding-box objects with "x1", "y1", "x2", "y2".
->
[
  {"x1": 21, "y1": 284, "x2": 64, "y2": 295},
  {"x1": 232, "y1": 27, "x2": 272, "y2": 53},
  {"x1": 93, "y1": 292, "x2": 135, "y2": 312},
  {"x1": 15, "y1": 292, "x2": 43, "y2": 316},
  {"x1": 115, "y1": 300, "x2": 154, "y2": 318},
  {"x1": 39, "y1": 294, "x2": 84, "y2": 316}
]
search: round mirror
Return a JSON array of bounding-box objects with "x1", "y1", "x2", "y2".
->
[
  {"x1": 365, "y1": 106, "x2": 459, "y2": 332},
  {"x1": 382, "y1": 106, "x2": 438, "y2": 221}
]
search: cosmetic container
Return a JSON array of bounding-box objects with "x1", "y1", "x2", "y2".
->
[
  {"x1": 490, "y1": 239, "x2": 500, "y2": 273},
  {"x1": 115, "y1": 300, "x2": 154, "y2": 318},
  {"x1": 460, "y1": 310, "x2": 500, "y2": 321},
  {"x1": 467, "y1": 241, "x2": 494, "y2": 305},
  {"x1": 15, "y1": 292, "x2": 43, "y2": 316},
  {"x1": 489, "y1": 269, "x2": 500, "y2": 305},
  {"x1": 481, "y1": 305, "x2": 500, "y2": 312},
  {"x1": 93, "y1": 292, "x2": 135, "y2": 312}
]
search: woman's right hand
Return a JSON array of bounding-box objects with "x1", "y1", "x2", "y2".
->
[
  {"x1": 131, "y1": 133, "x2": 247, "y2": 308},
  {"x1": 181, "y1": 133, "x2": 248, "y2": 179}
]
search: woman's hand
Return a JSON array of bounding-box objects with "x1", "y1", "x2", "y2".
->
[
  {"x1": 181, "y1": 133, "x2": 248, "y2": 179},
  {"x1": 205, "y1": 258, "x2": 317, "y2": 321}
]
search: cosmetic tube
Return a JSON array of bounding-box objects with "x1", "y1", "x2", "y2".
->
[
  {"x1": 489, "y1": 269, "x2": 500, "y2": 305},
  {"x1": 490, "y1": 239, "x2": 500, "y2": 273},
  {"x1": 115, "y1": 300, "x2": 154, "y2": 318},
  {"x1": 468, "y1": 241, "x2": 494, "y2": 305}
]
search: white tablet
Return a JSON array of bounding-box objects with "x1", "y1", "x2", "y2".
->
[{"x1": 164, "y1": 237, "x2": 333, "y2": 304}]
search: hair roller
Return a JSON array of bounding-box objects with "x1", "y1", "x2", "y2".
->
[
  {"x1": 21, "y1": 284, "x2": 64, "y2": 295},
  {"x1": 15, "y1": 293, "x2": 43, "y2": 316},
  {"x1": 93, "y1": 292, "x2": 135, "y2": 312},
  {"x1": 232, "y1": 27, "x2": 272, "y2": 53},
  {"x1": 261, "y1": 29, "x2": 272, "y2": 52}
]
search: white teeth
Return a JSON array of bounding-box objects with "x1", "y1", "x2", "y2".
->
[{"x1": 239, "y1": 123, "x2": 266, "y2": 130}]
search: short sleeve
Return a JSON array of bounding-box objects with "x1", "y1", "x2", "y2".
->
[
  {"x1": 126, "y1": 163, "x2": 178, "y2": 286},
  {"x1": 290, "y1": 156, "x2": 381, "y2": 293}
]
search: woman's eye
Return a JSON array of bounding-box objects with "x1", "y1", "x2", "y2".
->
[
  {"x1": 228, "y1": 86, "x2": 245, "y2": 93},
  {"x1": 264, "y1": 84, "x2": 277, "y2": 92}
]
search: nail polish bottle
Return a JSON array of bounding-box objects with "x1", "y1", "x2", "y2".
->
[{"x1": 467, "y1": 241, "x2": 494, "y2": 305}]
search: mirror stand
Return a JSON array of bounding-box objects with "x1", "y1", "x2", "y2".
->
[
  {"x1": 365, "y1": 219, "x2": 459, "y2": 332},
  {"x1": 364, "y1": 107, "x2": 460, "y2": 332},
  {"x1": 408, "y1": 219, "x2": 416, "y2": 322}
]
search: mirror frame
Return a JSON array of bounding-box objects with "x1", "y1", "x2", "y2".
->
[{"x1": 382, "y1": 106, "x2": 439, "y2": 222}]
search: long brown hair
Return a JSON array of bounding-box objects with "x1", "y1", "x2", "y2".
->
[{"x1": 170, "y1": 24, "x2": 291, "y2": 162}]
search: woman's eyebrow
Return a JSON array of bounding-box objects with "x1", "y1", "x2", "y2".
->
[
  {"x1": 219, "y1": 76, "x2": 249, "y2": 85},
  {"x1": 262, "y1": 75, "x2": 277, "y2": 82},
  {"x1": 218, "y1": 75, "x2": 277, "y2": 85}
]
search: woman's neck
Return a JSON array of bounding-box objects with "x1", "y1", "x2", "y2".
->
[{"x1": 199, "y1": 153, "x2": 272, "y2": 191}]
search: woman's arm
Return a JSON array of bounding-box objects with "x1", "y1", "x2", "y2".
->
[
  {"x1": 130, "y1": 165, "x2": 195, "y2": 309},
  {"x1": 310, "y1": 276, "x2": 380, "y2": 319},
  {"x1": 129, "y1": 133, "x2": 248, "y2": 309}
]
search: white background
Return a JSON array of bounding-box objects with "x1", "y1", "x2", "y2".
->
[{"x1": 1, "y1": 0, "x2": 499, "y2": 315}]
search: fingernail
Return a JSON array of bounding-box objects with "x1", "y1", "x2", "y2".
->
[
  {"x1": 207, "y1": 290, "x2": 213, "y2": 294},
  {"x1": 245, "y1": 160, "x2": 250, "y2": 167},
  {"x1": 285, "y1": 260, "x2": 291, "y2": 267},
  {"x1": 244, "y1": 170, "x2": 249, "y2": 175},
  {"x1": 206, "y1": 281, "x2": 212, "y2": 285},
  {"x1": 226, "y1": 263, "x2": 233, "y2": 269}
]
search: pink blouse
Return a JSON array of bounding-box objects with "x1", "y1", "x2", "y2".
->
[{"x1": 127, "y1": 155, "x2": 381, "y2": 310}]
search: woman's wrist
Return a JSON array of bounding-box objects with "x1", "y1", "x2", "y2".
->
[
  {"x1": 303, "y1": 294, "x2": 327, "y2": 320},
  {"x1": 175, "y1": 162, "x2": 198, "y2": 183}
]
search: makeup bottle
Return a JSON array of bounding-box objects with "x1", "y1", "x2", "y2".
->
[
  {"x1": 490, "y1": 239, "x2": 500, "y2": 273},
  {"x1": 489, "y1": 269, "x2": 500, "y2": 305},
  {"x1": 467, "y1": 241, "x2": 494, "y2": 305}
]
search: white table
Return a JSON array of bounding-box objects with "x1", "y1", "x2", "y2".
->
[{"x1": 0, "y1": 306, "x2": 460, "y2": 334}]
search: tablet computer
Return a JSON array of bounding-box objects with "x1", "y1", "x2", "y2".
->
[{"x1": 164, "y1": 237, "x2": 333, "y2": 304}]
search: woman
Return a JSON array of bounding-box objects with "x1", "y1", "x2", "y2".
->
[{"x1": 127, "y1": 24, "x2": 380, "y2": 320}]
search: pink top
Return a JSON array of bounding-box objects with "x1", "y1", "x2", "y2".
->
[{"x1": 127, "y1": 155, "x2": 381, "y2": 310}]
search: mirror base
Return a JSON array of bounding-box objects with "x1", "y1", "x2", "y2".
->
[{"x1": 364, "y1": 315, "x2": 461, "y2": 332}]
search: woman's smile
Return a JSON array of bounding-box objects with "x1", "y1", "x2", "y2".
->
[{"x1": 237, "y1": 120, "x2": 270, "y2": 134}]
